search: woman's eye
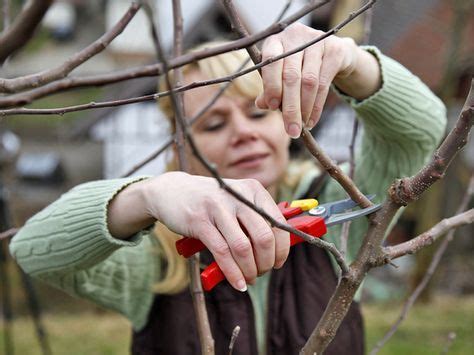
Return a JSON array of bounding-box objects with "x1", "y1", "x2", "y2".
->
[
  {"x1": 203, "y1": 120, "x2": 225, "y2": 132},
  {"x1": 249, "y1": 109, "x2": 269, "y2": 119}
]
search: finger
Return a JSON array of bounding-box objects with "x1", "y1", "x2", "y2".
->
[
  {"x1": 237, "y1": 207, "x2": 275, "y2": 276},
  {"x1": 197, "y1": 223, "x2": 248, "y2": 292},
  {"x1": 255, "y1": 93, "x2": 268, "y2": 110},
  {"x1": 212, "y1": 207, "x2": 258, "y2": 284},
  {"x1": 261, "y1": 37, "x2": 284, "y2": 110},
  {"x1": 252, "y1": 187, "x2": 290, "y2": 269},
  {"x1": 281, "y1": 47, "x2": 304, "y2": 138},
  {"x1": 307, "y1": 45, "x2": 342, "y2": 128},
  {"x1": 301, "y1": 42, "x2": 323, "y2": 126}
]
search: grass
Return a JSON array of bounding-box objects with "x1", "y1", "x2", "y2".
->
[
  {"x1": 364, "y1": 295, "x2": 474, "y2": 355},
  {"x1": 1, "y1": 295, "x2": 473, "y2": 354}
]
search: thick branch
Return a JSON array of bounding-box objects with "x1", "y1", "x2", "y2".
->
[
  {"x1": 389, "y1": 80, "x2": 474, "y2": 206},
  {"x1": 302, "y1": 79, "x2": 474, "y2": 355},
  {"x1": 0, "y1": 2, "x2": 141, "y2": 93},
  {"x1": 0, "y1": 0, "x2": 327, "y2": 108},
  {"x1": 370, "y1": 175, "x2": 474, "y2": 354},
  {"x1": 0, "y1": 0, "x2": 53, "y2": 64}
]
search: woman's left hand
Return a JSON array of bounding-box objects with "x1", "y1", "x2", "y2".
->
[{"x1": 256, "y1": 22, "x2": 381, "y2": 138}]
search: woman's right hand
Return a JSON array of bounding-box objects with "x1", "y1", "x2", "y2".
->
[{"x1": 108, "y1": 172, "x2": 290, "y2": 291}]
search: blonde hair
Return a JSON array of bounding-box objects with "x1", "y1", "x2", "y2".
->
[{"x1": 153, "y1": 42, "x2": 264, "y2": 294}]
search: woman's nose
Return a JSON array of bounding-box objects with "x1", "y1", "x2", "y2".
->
[{"x1": 230, "y1": 111, "x2": 258, "y2": 146}]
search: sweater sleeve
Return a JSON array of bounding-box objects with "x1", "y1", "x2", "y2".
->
[
  {"x1": 320, "y1": 46, "x2": 447, "y2": 261},
  {"x1": 8, "y1": 176, "x2": 159, "y2": 331}
]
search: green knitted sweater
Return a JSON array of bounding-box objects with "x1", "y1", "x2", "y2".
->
[{"x1": 9, "y1": 47, "x2": 446, "y2": 353}]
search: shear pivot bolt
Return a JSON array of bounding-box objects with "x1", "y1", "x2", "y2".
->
[{"x1": 309, "y1": 206, "x2": 326, "y2": 216}]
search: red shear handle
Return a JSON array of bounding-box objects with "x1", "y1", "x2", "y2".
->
[
  {"x1": 175, "y1": 203, "x2": 304, "y2": 258},
  {"x1": 201, "y1": 215, "x2": 327, "y2": 291}
]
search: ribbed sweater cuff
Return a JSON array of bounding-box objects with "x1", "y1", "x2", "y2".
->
[
  {"x1": 335, "y1": 45, "x2": 419, "y2": 116},
  {"x1": 64, "y1": 176, "x2": 153, "y2": 250}
]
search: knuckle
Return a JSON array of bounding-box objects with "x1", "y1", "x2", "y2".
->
[
  {"x1": 231, "y1": 239, "x2": 253, "y2": 258},
  {"x1": 311, "y1": 105, "x2": 323, "y2": 118},
  {"x1": 244, "y1": 178, "x2": 262, "y2": 191},
  {"x1": 264, "y1": 84, "x2": 281, "y2": 98},
  {"x1": 213, "y1": 242, "x2": 231, "y2": 258},
  {"x1": 282, "y1": 67, "x2": 300, "y2": 85},
  {"x1": 282, "y1": 104, "x2": 299, "y2": 119},
  {"x1": 301, "y1": 73, "x2": 319, "y2": 89},
  {"x1": 342, "y1": 37, "x2": 356, "y2": 48},
  {"x1": 318, "y1": 77, "x2": 330, "y2": 91},
  {"x1": 253, "y1": 229, "x2": 274, "y2": 249}
]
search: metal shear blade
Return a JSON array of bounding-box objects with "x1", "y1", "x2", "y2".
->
[
  {"x1": 325, "y1": 203, "x2": 381, "y2": 227},
  {"x1": 307, "y1": 194, "x2": 380, "y2": 226},
  {"x1": 323, "y1": 194, "x2": 375, "y2": 214}
]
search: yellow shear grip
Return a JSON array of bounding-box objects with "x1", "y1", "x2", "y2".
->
[{"x1": 290, "y1": 199, "x2": 318, "y2": 211}]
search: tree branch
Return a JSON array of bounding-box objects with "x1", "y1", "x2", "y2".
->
[
  {"x1": 301, "y1": 128, "x2": 373, "y2": 208},
  {"x1": 120, "y1": 58, "x2": 251, "y2": 178},
  {"x1": 0, "y1": 0, "x2": 53, "y2": 64},
  {"x1": 301, "y1": 78, "x2": 474, "y2": 355},
  {"x1": 142, "y1": 1, "x2": 215, "y2": 353},
  {"x1": 389, "y1": 80, "x2": 474, "y2": 206},
  {"x1": 0, "y1": 2, "x2": 141, "y2": 93},
  {"x1": 0, "y1": 0, "x2": 328, "y2": 108},
  {"x1": 2, "y1": 0, "x2": 10, "y2": 33},
  {"x1": 0, "y1": 227, "x2": 17, "y2": 241},
  {"x1": 370, "y1": 174, "x2": 474, "y2": 354},
  {"x1": 384, "y1": 209, "x2": 474, "y2": 260},
  {"x1": 0, "y1": 1, "x2": 377, "y2": 117}
]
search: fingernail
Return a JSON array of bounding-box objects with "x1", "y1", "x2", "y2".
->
[
  {"x1": 269, "y1": 98, "x2": 279, "y2": 110},
  {"x1": 287, "y1": 123, "x2": 301, "y2": 139},
  {"x1": 237, "y1": 280, "x2": 247, "y2": 292}
]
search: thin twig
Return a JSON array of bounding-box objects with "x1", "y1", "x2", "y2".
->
[
  {"x1": 440, "y1": 332, "x2": 457, "y2": 355},
  {"x1": 120, "y1": 57, "x2": 251, "y2": 178},
  {"x1": 121, "y1": 0, "x2": 293, "y2": 177},
  {"x1": 0, "y1": 227, "x2": 17, "y2": 241},
  {"x1": 0, "y1": 0, "x2": 329, "y2": 107},
  {"x1": 0, "y1": 0, "x2": 374, "y2": 117},
  {"x1": 0, "y1": 2, "x2": 141, "y2": 93},
  {"x1": 2, "y1": 0, "x2": 10, "y2": 33},
  {"x1": 219, "y1": 0, "x2": 264, "y2": 65},
  {"x1": 183, "y1": 104, "x2": 349, "y2": 273},
  {"x1": 142, "y1": 1, "x2": 215, "y2": 353},
  {"x1": 370, "y1": 175, "x2": 474, "y2": 355},
  {"x1": 339, "y1": 0, "x2": 374, "y2": 281},
  {"x1": 384, "y1": 209, "x2": 474, "y2": 260},
  {"x1": 228, "y1": 325, "x2": 241, "y2": 355},
  {"x1": 302, "y1": 128, "x2": 372, "y2": 208},
  {"x1": 171, "y1": 0, "x2": 189, "y2": 171}
]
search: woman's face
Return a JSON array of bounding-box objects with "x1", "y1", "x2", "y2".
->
[{"x1": 181, "y1": 69, "x2": 290, "y2": 194}]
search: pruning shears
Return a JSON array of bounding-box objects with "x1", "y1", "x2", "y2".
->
[{"x1": 175, "y1": 196, "x2": 381, "y2": 291}]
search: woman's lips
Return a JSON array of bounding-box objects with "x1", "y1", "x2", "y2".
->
[{"x1": 230, "y1": 153, "x2": 269, "y2": 169}]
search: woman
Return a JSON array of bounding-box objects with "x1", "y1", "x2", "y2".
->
[{"x1": 9, "y1": 23, "x2": 446, "y2": 354}]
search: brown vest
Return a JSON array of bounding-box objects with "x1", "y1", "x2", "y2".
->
[
  {"x1": 131, "y1": 244, "x2": 363, "y2": 355},
  {"x1": 131, "y1": 177, "x2": 364, "y2": 354}
]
